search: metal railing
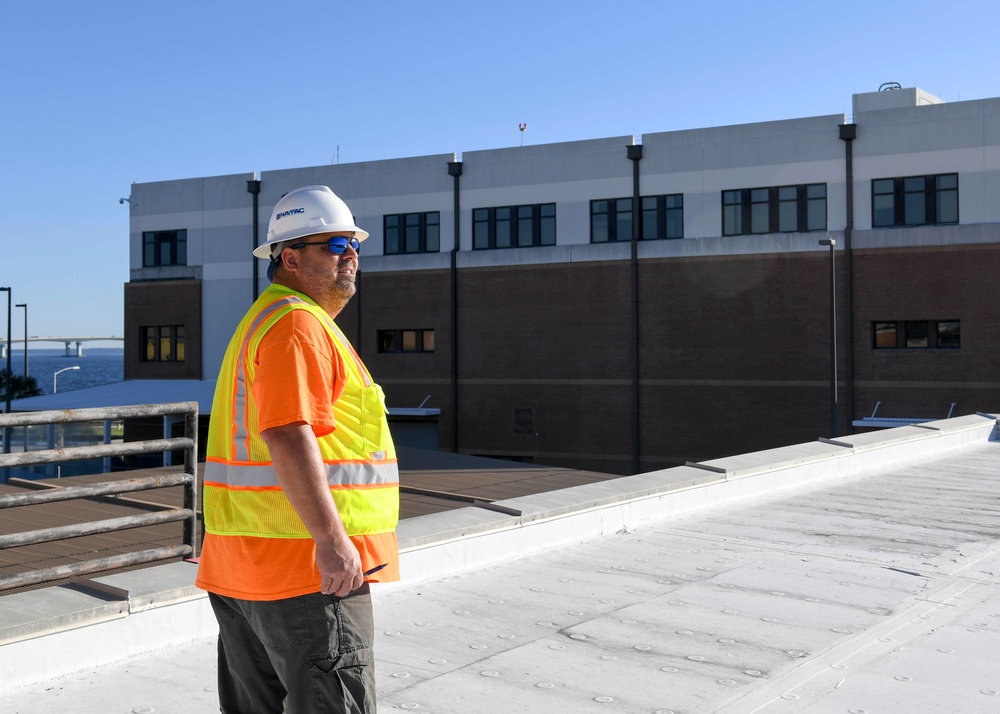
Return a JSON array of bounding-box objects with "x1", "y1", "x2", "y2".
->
[{"x1": 0, "y1": 402, "x2": 199, "y2": 592}]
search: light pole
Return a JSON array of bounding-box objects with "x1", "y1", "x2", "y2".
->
[
  {"x1": 818, "y1": 238, "x2": 837, "y2": 437},
  {"x1": 1, "y1": 287, "x2": 9, "y2": 465},
  {"x1": 1, "y1": 287, "x2": 10, "y2": 417},
  {"x1": 15, "y1": 303, "x2": 26, "y2": 378},
  {"x1": 54, "y1": 365, "x2": 80, "y2": 394}
]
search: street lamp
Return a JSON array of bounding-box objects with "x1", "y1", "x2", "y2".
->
[
  {"x1": 1, "y1": 287, "x2": 9, "y2": 462},
  {"x1": 53, "y1": 366, "x2": 80, "y2": 394},
  {"x1": 1, "y1": 287, "x2": 10, "y2": 417},
  {"x1": 14, "y1": 303, "x2": 26, "y2": 378},
  {"x1": 818, "y1": 238, "x2": 838, "y2": 437}
]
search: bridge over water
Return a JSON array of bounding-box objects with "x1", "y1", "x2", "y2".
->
[{"x1": 1, "y1": 337, "x2": 123, "y2": 359}]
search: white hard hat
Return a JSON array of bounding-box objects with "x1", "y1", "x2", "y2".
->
[{"x1": 254, "y1": 185, "x2": 369, "y2": 259}]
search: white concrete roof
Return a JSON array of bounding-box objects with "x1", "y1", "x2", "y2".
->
[
  {"x1": 11, "y1": 380, "x2": 218, "y2": 413},
  {"x1": 2, "y1": 414, "x2": 999, "y2": 713},
  {"x1": 11, "y1": 379, "x2": 439, "y2": 418}
]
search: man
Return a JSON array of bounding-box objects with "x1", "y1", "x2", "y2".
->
[{"x1": 196, "y1": 185, "x2": 399, "y2": 714}]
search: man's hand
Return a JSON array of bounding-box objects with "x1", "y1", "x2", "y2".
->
[
  {"x1": 315, "y1": 530, "x2": 363, "y2": 596},
  {"x1": 261, "y1": 422, "x2": 362, "y2": 597}
]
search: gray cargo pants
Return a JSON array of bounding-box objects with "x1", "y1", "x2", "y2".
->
[{"x1": 209, "y1": 584, "x2": 376, "y2": 714}]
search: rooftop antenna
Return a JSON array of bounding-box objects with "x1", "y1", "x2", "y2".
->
[
  {"x1": 879, "y1": 81, "x2": 902, "y2": 92},
  {"x1": 519, "y1": 123, "x2": 527, "y2": 147}
]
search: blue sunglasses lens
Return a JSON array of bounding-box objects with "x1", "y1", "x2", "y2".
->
[{"x1": 328, "y1": 237, "x2": 360, "y2": 254}]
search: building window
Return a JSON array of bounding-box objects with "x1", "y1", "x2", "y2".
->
[
  {"x1": 591, "y1": 194, "x2": 683, "y2": 242},
  {"x1": 722, "y1": 184, "x2": 826, "y2": 236},
  {"x1": 473, "y1": 203, "x2": 556, "y2": 249},
  {"x1": 378, "y1": 329, "x2": 435, "y2": 353},
  {"x1": 384, "y1": 212, "x2": 440, "y2": 254},
  {"x1": 873, "y1": 322, "x2": 898, "y2": 348},
  {"x1": 871, "y1": 173, "x2": 958, "y2": 227},
  {"x1": 141, "y1": 326, "x2": 185, "y2": 362},
  {"x1": 142, "y1": 230, "x2": 187, "y2": 267},
  {"x1": 872, "y1": 320, "x2": 960, "y2": 349}
]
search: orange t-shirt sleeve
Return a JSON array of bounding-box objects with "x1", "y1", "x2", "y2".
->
[{"x1": 251, "y1": 309, "x2": 346, "y2": 437}]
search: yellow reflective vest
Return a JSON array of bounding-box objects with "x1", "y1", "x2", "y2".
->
[{"x1": 203, "y1": 284, "x2": 399, "y2": 543}]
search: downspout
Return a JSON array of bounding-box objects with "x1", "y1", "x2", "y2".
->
[
  {"x1": 627, "y1": 143, "x2": 643, "y2": 474},
  {"x1": 246, "y1": 175, "x2": 261, "y2": 301},
  {"x1": 839, "y1": 124, "x2": 857, "y2": 433},
  {"x1": 447, "y1": 159, "x2": 463, "y2": 453}
]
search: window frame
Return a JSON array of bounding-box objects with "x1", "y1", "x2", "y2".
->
[
  {"x1": 721, "y1": 184, "x2": 827, "y2": 236},
  {"x1": 870, "y1": 173, "x2": 959, "y2": 228},
  {"x1": 377, "y1": 328, "x2": 435, "y2": 353},
  {"x1": 871, "y1": 320, "x2": 960, "y2": 350},
  {"x1": 590, "y1": 193, "x2": 683, "y2": 243},
  {"x1": 142, "y1": 229, "x2": 187, "y2": 267},
  {"x1": 140, "y1": 325, "x2": 185, "y2": 362},
  {"x1": 383, "y1": 211, "x2": 440, "y2": 255},
  {"x1": 472, "y1": 203, "x2": 556, "y2": 249}
]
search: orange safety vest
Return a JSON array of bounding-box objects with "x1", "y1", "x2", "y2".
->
[{"x1": 203, "y1": 284, "x2": 398, "y2": 572}]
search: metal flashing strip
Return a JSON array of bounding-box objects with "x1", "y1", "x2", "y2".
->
[
  {"x1": 684, "y1": 460, "x2": 729, "y2": 474},
  {"x1": 63, "y1": 578, "x2": 129, "y2": 602},
  {"x1": 400, "y1": 485, "x2": 523, "y2": 517}
]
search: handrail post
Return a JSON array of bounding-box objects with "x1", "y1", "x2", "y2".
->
[
  {"x1": 102, "y1": 418, "x2": 111, "y2": 473},
  {"x1": 46, "y1": 423, "x2": 56, "y2": 478},
  {"x1": 184, "y1": 406, "x2": 199, "y2": 556}
]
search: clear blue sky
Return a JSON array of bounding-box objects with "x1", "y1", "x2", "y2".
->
[{"x1": 2, "y1": 0, "x2": 999, "y2": 344}]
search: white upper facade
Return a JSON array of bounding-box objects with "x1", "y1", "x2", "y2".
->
[{"x1": 128, "y1": 87, "x2": 1000, "y2": 374}]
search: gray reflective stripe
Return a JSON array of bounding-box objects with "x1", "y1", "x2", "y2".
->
[
  {"x1": 205, "y1": 459, "x2": 399, "y2": 489},
  {"x1": 232, "y1": 295, "x2": 316, "y2": 461}
]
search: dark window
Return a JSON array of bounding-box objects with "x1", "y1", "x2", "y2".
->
[
  {"x1": 722, "y1": 191, "x2": 742, "y2": 236},
  {"x1": 591, "y1": 200, "x2": 610, "y2": 243},
  {"x1": 384, "y1": 212, "x2": 440, "y2": 254},
  {"x1": 141, "y1": 325, "x2": 185, "y2": 362},
  {"x1": 377, "y1": 329, "x2": 435, "y2": 353},
  {"x1": 590, "y1": 194, "x2": 683, "y2": 243},
  {"x1": 937, "y1": 320, "x2": 961, "y2": 348},
  {"x1": 872, "y1": 320, "x2": 959, "y2": 349},
  {"x1": 142, "y1": 230, "x2": 187, "y2": 267},
  {"x1": 905, "y1": 321, "x2": 929, "y2": 348},
  {"x1": 472, "y1": 203, "x2": 556, "y2": 249},
  {"x1": 873, "y1": 322, "x2": 898, "y2": 349},
  {"x1": 721, "y1": 185, "x2": 826, "y2": 236},
  {"x1": 750, "y1": 188, "x2": 769, "y2": 234},
  {"x1": 871, "y1": 173, "x2": 959, "y2": 227}
]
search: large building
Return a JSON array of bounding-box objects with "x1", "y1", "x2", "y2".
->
[{"x1": 124, "y1": 85, "x2": 1000, "y2": 475}]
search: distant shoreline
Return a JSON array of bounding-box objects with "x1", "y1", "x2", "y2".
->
[{"x1": 6, "y1": 348, "x2": 124, "y2": 354}]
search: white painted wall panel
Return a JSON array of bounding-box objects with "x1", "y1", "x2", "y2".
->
[{"x1": 128, "y1": 90, "x2": 1000, "y2": 381}]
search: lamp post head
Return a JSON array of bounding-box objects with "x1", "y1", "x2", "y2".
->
[
  {"x1": 819, "y1": 238, "x2": 837, "y2": 247},
  {"x1": 53, "y1": 365, "x2": 80, "y2": 393}
]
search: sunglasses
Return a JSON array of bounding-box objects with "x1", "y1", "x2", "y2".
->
[{"x1": 290, "y1": 236, "x2": 361, "y2": 255}]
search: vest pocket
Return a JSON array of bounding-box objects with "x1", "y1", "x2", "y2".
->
[{"x1": 359, "y1": 384, "x2": 389, "y2": 454}]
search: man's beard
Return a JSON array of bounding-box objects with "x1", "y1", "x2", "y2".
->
[{"x1": 323, "y1": 272, "x2": 356, "y2": 307}]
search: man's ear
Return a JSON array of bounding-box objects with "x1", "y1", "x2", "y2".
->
[{"x1": 279, "y1": 246, "x2": 300, "y2": 272}]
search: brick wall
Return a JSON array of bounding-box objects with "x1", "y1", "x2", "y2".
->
[
  {"x1": 124, "y1": 280, "x2": 202, "y2": 380},
  {"x1": 323, "y1": 242, "x2": 1000, "y2": 475}
]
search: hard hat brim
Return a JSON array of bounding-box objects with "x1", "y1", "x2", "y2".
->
[{"x1": 253, "y1": 227, "x2": 370, "y2": 260}]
